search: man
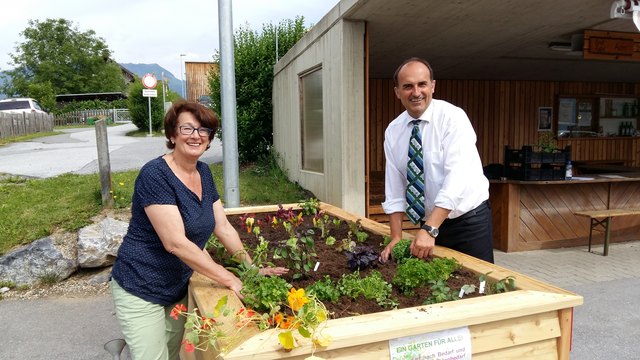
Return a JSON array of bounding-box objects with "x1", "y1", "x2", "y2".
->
[{"x1": 380, "y1": 57, "x2": 494, "y2": 263}]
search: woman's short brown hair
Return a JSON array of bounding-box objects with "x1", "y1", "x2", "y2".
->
[{"x1": 164, "y1": 100, "x2": 219, "y2": 150}]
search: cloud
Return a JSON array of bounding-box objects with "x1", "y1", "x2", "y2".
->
[{"x1": 0, "y1": 0, "x2": 339, "y2": 77}]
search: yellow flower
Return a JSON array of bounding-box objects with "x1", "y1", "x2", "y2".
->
[{"x1": 287, "y1": 288, "x2": 309, "y2": 312}]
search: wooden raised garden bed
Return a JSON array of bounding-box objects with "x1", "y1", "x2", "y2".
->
[{"x1": 184, "y1": 203, "x2": 583, "y2": 360}]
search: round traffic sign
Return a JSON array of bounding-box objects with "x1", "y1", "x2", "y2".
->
[{"x1": 141, "y1": 73, "x2": 157, "y2": 89}]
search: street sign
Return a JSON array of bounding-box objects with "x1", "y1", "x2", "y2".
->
[
  {"x1": 142, "y1": 73, "x2": 157, "y2": 89},
  {"x1": 143, "y1": 89, "x2": 158, "y2": 97}
]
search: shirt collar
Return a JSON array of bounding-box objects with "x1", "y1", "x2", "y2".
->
[{"x1": 405, "y1": 101, "x2": 435, "y2": 126}]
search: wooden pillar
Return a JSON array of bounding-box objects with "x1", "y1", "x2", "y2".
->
[{"x1": 95, "y1": 120, "x2": 114, "y2": 208}]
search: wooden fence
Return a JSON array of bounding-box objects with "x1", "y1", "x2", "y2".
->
[
  {"x1": 53, "y1": 109, "x2": 130, "y2": 126},
  {"x1": 0, "y1": 112, "x2": 54, "y2": 140}
]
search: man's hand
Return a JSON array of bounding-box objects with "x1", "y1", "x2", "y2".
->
[
  {"x1": 410, "y1": 230, "x2": 435, "y2": 259},
  {"x1": 379, "y1": 243, "x2": 394, "y2": 263}
]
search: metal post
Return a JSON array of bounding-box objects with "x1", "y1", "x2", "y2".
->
[
  {"x1": 95, "y1": 120, "x2": 114, "y2": 208},
  {"x1": 148, "y1": 96, "x2": 152, "y2": 136},
  {"x1": 161, "y1": 71, "x2": 167, "y2": 109},
  {"x1": 180, "y1": 54, "x2": 186, "y2": 99},
  {"x1": 219, "y1": 0, "x2": 240, "y2": 207}
]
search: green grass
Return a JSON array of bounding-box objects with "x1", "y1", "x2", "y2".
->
[{"x1": 0, "y1": 156, "x2": 310, "y2": 256}]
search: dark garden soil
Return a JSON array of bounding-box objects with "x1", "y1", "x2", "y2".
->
[{"x1": 211, "y1": 207, "x2": 485, "y2": 320}]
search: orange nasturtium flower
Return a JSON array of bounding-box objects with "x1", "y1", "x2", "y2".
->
[
  {"x1": 181, "y1": 339, "x2": 195, "y2": 353},
  {"x1": 170, "y1": 303, "x2": 187, "y2": 320},
  {"x1": 236, "y1": 307, "x2": 257, "y2": 318},
  {"x1": 235, "y1": 307, "x2": 260, "y2": 328},
  {"x1": 287, "y1": 288, "x2": 309, "y2": 312},
  {"x1": 273, "y1": 312, "x2": 285, "y2": 326},
  {"x1": 201, "y1": 316, "x2": 216, "y2": 330},
  {"x1": 279, "y1": 315, "x2": 298, "y2": 330}
]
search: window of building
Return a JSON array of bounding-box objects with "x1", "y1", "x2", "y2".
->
[{"x1": 300, "y1": 67, "x2": 323, "y2": 172}]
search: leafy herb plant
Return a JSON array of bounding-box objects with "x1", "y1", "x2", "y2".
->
[
  {"x1": 337, "y1": 271, "x2": 395, "y2": 308},
  {"x1": 479, "y1": 272, "x2": 518, "y2": 294},
  {"x1": 423, "y1": 279, "x2": 458, "y2": 304},
  {"x1": 240, "y1": 270, "x2": 291, "y2": 312},
  {"x1": 298, "y1": 197, "x2": 320, "y2": 216},
  {"x1": 273, "y1": 230, "x2": 317, "y2": 279},
  {"x1": 345, "y1": 245, "x2": 380, "y2": 271},
  {"x1": 392, "y1": 257, "x2": 462, "y2": 295},
  {"x1": 391, "y1": 239, "x2": 413, "y2": 263},
  {"x1": 305, "y1": 275, "x2": 341, "y2": 303}
]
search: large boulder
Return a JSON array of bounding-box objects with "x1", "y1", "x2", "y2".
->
[
  {"x1": 78, "y1": 217, "x2": 128, "y2": 268},
  {"x1": 0, "y1": 235, "x2": 78, "y2": 286}
]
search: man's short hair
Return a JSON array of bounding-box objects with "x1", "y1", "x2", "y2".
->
[{"x1": 393, "y1": 57, "x2": 435, "y2": 86}]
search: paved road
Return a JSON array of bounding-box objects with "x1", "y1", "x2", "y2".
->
[
  {"x1": 495, "y1": 241, "x2": 640, "y2": 360},
  {"x1": 0, "y1": 122, "x2": 222, "y2": 178}
]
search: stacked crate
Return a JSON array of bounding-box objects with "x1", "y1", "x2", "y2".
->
[{"x1": 504, "y1": 145, "x2": 571, "y2": 180}]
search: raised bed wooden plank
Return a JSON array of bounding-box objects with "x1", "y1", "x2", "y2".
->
[{"x1": 473, "y1": 338, "x2": 558, "y2": 359}]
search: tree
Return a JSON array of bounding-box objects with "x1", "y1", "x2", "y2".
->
[
  {"x1": 1, "y1": 18, "x2": 126, "y2": 102},
  {"x1": 209, "y1": 17, "x2": 307, "y2": 163},
  {"x1": 128, "y1": 79, "x2": 165, "y2": 132}
]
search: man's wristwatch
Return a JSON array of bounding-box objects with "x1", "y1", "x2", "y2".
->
[{"x1": 421, "y1": 224, "x2": 439, "y2": 238}]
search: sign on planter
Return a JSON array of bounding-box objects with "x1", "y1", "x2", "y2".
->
[{"x1": 389, "y1": 326, "x2": 471, "y2": 360}]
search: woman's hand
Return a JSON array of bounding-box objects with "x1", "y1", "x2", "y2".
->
[
  {"x1": 258, "y1": 266, "x2": 289, "y2": 276},
  {"x1": 228, "y1": 274, "x2": 244, "y2": 299}
]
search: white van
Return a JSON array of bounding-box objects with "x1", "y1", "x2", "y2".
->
[{"x1": 0, "y1": 97, "x2": 48, "y2": 115}]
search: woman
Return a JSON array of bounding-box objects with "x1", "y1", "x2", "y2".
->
[{"x1": 110, "y1": 101, "x2": 287, "y2": 360}]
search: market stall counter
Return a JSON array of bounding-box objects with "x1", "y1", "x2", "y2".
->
[{"x1": 489, "y1": 173, "x2": 640, "y2": 252}]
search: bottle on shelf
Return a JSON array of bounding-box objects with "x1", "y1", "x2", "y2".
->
[
  {"x1": 565, "y1": 160, "x2": 573, "y2": 180},
  {"x1": 619, "y1": 121, "x2": 624, "y2": 136},
  {"x1": 623, "y1": 103, "x2": 631, "y2": 118}
]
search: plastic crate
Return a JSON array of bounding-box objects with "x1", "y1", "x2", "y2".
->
[{"x1": 504, "y1": 145, "x2": 571, "y2": 181}]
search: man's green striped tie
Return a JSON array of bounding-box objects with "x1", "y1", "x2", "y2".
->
[{"x1": 406, "y1": 120, "x2": 425, "y2": 224}]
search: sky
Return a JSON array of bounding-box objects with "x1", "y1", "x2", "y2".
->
[{"x1": 0, "y1": 0, "x2": 341, "y2": 78}]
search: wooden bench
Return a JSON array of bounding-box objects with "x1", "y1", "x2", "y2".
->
[{"x1": 574, "y1": 209, "x2": 640, "y2": 256}]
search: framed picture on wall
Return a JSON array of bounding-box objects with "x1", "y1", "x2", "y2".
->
[{"x1": 538, "y1": 107, "x2": 553, "y2": 131}]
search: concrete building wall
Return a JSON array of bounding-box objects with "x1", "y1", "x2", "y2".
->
[{"x1": 273, "y1": 16, "x2": 366, "y2": 216}]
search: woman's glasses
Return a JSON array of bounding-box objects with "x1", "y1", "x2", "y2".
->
[{"x1": 178, "y1": 125, "x2": 213, "y2": 137}]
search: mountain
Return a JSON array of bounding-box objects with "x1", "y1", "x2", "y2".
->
[
  {"x1": 119, "y1": 63, "x2": 183, "y2": 95},
  {"x1": 0, "y1": 65, "x2": 184, "y2": 99},
  {"x1": 0, "y1": 72, "x2": 7, "y2": 100}
]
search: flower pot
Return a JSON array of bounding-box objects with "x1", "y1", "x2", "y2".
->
[{"x1": 184, "y1": 203, "x2": 582, "y2": 360}]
